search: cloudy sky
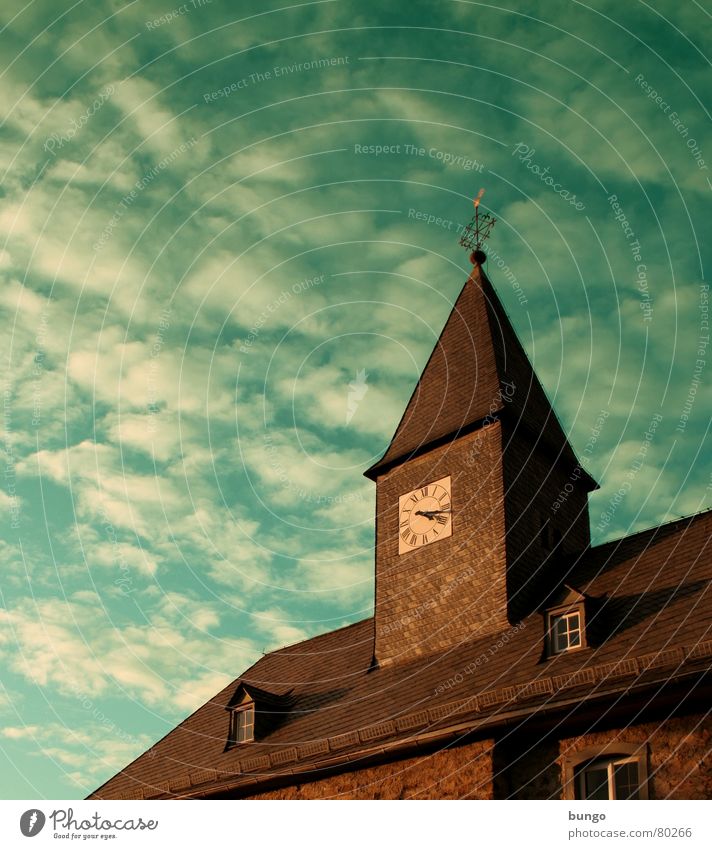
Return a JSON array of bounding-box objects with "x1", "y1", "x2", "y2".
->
[{"x1": 0, "y1": 0, "x2": 710, "y2": 799}]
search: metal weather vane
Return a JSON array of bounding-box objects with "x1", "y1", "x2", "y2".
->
[{"x1": 459, "y1": 188, "x2": 496, "y2": 265}]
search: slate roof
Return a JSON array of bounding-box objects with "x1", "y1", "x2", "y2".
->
[
  {"x1": 365, "y1": 264, "x2": 594, "y2": 485},
  {"x1": 91, "y1": 508, "x2": 712, "y2": 800}
]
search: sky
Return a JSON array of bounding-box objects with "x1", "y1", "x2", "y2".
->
[{"x1": 0, "y1": 0, "x2": 710, "y2": 800}]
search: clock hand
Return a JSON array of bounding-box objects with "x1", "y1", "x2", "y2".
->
[{"x1": 415, "y1": 509, "x2": 451, "y2": 519}]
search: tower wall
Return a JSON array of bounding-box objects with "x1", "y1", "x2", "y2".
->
[
  {"x1": 501, "y1": 419, "x2": 592, "y2": 620},
  {"x1": 374, "y1": 422, "x2": 510, "y2": 665}
]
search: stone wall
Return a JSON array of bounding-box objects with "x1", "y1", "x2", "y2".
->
[
  {"x1": 247, "y1": 739, "x2": 494, "y2": 800},
  {"x1": 374, "y1": 422, "x2": 509, "y2": 665},
  {"x1": 494, "y1": 713, "x2": 711, "y2": 799},
  {"x1": 563, "y1": 713, "x2": 712, "y2": 800},
  {"x1": 246, "y1": 713, "x2": 711, "y2": 799}
]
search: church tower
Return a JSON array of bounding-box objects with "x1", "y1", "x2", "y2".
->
[
  {"x1": 93, "y1": 225, "x2": 711, "y2": 804},
  {"x1": 365, "y1": 260, "x2": 597, "y2": 666}
]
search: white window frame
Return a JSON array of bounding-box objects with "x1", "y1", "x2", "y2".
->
[
  {"x1": 546, "y1": 603, "x2": 587, "y2": 656},
  {"x1": 577, "y1": 755, "x2": 640, "y2": 800},
  {"x1": 562, "y1": 744, "x2": 649, "y2": 800},
  {"x1": 228, "y1": 704, "x2": 255, "y2": 747},
  {"x1": 552, "y1": 610, "x2": 582, "y2": 653}
]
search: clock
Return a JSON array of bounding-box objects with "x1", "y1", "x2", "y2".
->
[{"x1": 398, "y1": 475, "x2": 452, "y2": 554}]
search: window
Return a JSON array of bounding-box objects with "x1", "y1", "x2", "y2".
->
[
  {"x1": 551, "y1": 610, "x2": 582, "y2": 653},
  {"x1": 562, "y1": 744, "x2": 648, "y2": 800},
  {"x1": 576, "y1": 756, "x2": 642, "y2": 800},
  {"x1": 546, "y1": 598, "x2": 587, "y2": 657},
  {"x1": 228, "y1": 705, "x2": 254, "y2": 746},
  {"x1": 225, "y1": 681, "x2": 289, "y2": 749},
  {"x1": 544, "y1": 586, "x2": 588, "y2": 657}
]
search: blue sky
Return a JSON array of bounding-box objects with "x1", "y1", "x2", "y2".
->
[{"x1": 0, "y1": 0, "x2": 710, "y2": 799}]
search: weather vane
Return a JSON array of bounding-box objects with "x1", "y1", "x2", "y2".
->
[{"x1": 459, "y1": 188, "x2": 496, "y2": 265}]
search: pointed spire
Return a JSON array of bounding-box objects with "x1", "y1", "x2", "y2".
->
[{"x1": 365, "y1": 263, "x2": 596, "y2": 488}]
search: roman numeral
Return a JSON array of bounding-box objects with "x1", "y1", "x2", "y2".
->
[
  {"x1": 409, "y1": 533, "x2": 418, "y2": 546},
  {"x1": 436, "y1": 515, "x2": 447, "y2": 525},
  {"x1": 400, "y1": 521, "x2": 409, "y2": 529},
  {"x1": 420, "y1": 487, "x2": 428, "y2": 498}
]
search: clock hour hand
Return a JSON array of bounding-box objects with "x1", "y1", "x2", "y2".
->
[{"x1": 415, "y1": 509, "x2": 451, "y2": 519}]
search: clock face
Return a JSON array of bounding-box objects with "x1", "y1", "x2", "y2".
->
[{"x1": 398, "y1": 475, "x2": 452, "y2": 554}]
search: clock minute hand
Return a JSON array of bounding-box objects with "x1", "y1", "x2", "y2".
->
[{"x1": 415, "y1": 509, "x2": 451, "y2": 519}]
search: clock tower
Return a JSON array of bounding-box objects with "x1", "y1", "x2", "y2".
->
[{"x1": 365, "y1": 261, "x2": 597, "y2": 666}]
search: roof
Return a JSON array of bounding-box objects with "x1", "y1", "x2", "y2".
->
[
  {"x1": 365, "y1": 263, "x2": 595, "y2": 485},
  {"x1": 90, "y1": 508, "x2": 712, "y2": 799}
]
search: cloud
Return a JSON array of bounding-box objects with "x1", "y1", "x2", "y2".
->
[
  {"x1": 238, "y1": 425, "x2": 368, "y2": 509},
  {"x1": 247, "y1": 606, "x2": 317, "y2": 652},
  {"x1": 0, "y1": 592, "x2": 259, "y2": 714},
  {"x1": 166, "y1": 502, "x2": 274, "y2": 590},
  {"x1": 72, "y1": 522, "x2": 162, "y2": 580},
  {"x1": 110, "y1": 77, "x2": 189, "y2": 158},
  {"x1": 106, "y1": 411, "x2": 181, "y2": 463},
  {"x1": 1, "y1": 721, "x2": 154, "y2": 790}
]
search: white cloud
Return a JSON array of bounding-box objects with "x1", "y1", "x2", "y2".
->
[
  {"x1": 110, "y1": 77, "x2": 187, "y2": 158},
  {"x1": 238, "y1": 425, "x2": 368, "y2": 508},
  {"x1": 289, "y1": 552, "x2": 373, "y2": 600},
  {"x1": 248, "y1": 607, "x2": 314, "y2": 650},
  {"x1": 0, "y1": 592, "x2": 259, "y2": 715},
  {"x1": 17, "y1": 439, "x2": 113, "y2": 486},
  {"x1": 18, "y1": 439, "x2": 192, "y2": 539},
  {"x1": 77, "y1": 526, "x2": 161, "y2": 579},
  {"x1": 2, "y1": 720, "x2": 154, "y2": 789},
  {"x1": 106, "y1": 411, "x2": 181, "y2": 463},
  {"x1": 277, "y1": 361, "x2": 408, "y2": 440}
]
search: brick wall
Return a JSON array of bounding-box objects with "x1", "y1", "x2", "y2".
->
[
  {"x1": 494, "y1": 714, "x2": 712, "y2": 799},
  {"x1": 373, "y1": 414, "x2": 593, "y2": 665},
  {"x1": 374, "y1": 422, "x2": 510, "y2": 665},
  {"x1": 246, "y1": 739, "x2": 494, "y2": 800}
]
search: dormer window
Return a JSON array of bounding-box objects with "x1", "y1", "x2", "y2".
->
[
  {"x1": 544, "y1": 585, "x2": 588, "y2": 657},
  {"x1": 228, "y1": 704, "x2": 254, "y2": 746},
  {"x1": 226, "y1": 687, "x2": 256, "y2": 748},
  {"x1": 225, "y1": 682, "x2": 295, "y2": 750}
]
